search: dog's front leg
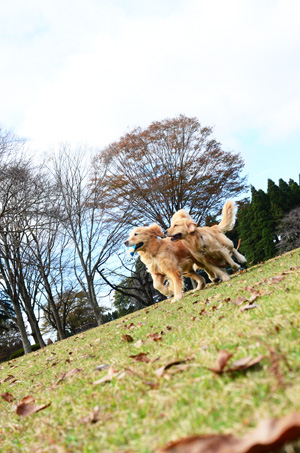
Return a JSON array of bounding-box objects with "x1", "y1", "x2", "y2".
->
[
  {"x1": 168, "y1": 270, "x2": 184, "y2": 301},
  {"x1": 152, "y1": 274, "x2": 173, "y2": 298}
]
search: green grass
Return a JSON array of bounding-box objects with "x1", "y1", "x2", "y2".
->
[{"x1": 1, "y1": 249, "x2": 300, "y2": 452}]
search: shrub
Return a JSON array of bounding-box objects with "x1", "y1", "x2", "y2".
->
[{"x1": 8, "y1": 343, "x2": 41, "y2": 360}]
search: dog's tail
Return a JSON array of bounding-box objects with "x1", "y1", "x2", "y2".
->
[{"x1": 217, "y1": 200, "x2": 236, "y2": 233}]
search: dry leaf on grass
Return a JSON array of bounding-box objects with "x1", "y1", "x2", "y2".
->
[
  {"x1": 1, "y1": 374, "x2": 15, "y2": 383},
  {"x1": 93, "y1": 367, "x2": 119, "y2": 385},
  {"x1": 155, "y1": 360, "x2": 190, "y2": 378},
  {"x1": 16, "y1": 395, "x2": 51, "y2": 417},
  {"x1": 207, "y1": 350, "x2": 233, "y2": 374},
  {"x1": 158, "y1": 412, "x2": 300, "y2": 453},
  {"x1": 269, "y1": 275, "x2": 285, "y2": 283},
  {"x1": 122, "y1": 334, "x2": 134, "y2": 343},
  {"x1": 1, "y1": 392, "x2": 15, "y2": 402},
  {"x1": 244, "y1": 285, "x2": 256, "y2": 292},
  {"x1": 129, "y1": 352, "x2": 150, "y2": 363},
  {"x1": 248, "y1": 291, "x2": 260, "y2": 303},
  {"x1": 147, "y1": 333, "x2": 163, "y2": 341},
  {"x1": 54, "y1": 367, "x2": 82, "y2": 386},
  {"x1": 94, "y1": 364, "x2": 110, "y2": 372},
  {"x1": 227, "y1": 355, "x2": 264, "y2": 372},
  {"x1": 232, "y1": 296, "x2": 247, "y2": 306},
  {"x1": 208, "y1": 351, "x2": 263, "y2": 375},
  {"x1": 240, "y1": 304, "x2": 259, "y2": 312}
]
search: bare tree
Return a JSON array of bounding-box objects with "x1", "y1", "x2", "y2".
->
[
  {"x1": 0, "y1": 160, "x2": 49, "y2": 350},
  {"x1": 0, "y1": 128, "x2": 33, "y2": 352},
  {"x1": 277, "y1": 206, "x2": 300, "y2": 253},
  {"x1": 21, "y1": 181, "x2": 72, "y2": 341},
  {"x1": 48, "y1": 144, "x2": 130, "y2": 325}
]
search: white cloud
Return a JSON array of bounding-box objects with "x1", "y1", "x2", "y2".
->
[{"x1": 1, "y1": 0, "x2": 300, "y2": 164}]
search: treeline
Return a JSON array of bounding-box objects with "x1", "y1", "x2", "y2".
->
[{"x1": 0, "y1": 116, "x2": 298, "y2": 360}]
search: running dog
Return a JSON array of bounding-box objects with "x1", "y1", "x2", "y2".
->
[
  {"x1": 166, "y1": 201, "x2": 246, "y2": 282},
  {"x1": 124, "y1": 223, "x2": 206, "y2": 301}
]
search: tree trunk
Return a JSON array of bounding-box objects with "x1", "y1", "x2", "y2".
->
[
  {"x1": 46, "y1": 295, "x2": 66, "y2": 341},
  {"x1": 14, "y1": 301, "x2": 31, "y2": 354},
  {"x1": 40, "y1": 269, "x2": 66, "y2": 340},
  {"x1": 87, "y1": 279, "x2": 103, "y2": 325},
  {"x1": 25, "y1": 305, "x2": 46, "y2": 348}
]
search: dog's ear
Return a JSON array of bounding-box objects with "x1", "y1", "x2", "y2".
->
[
  {"x1": 148, "y1": 223, "x2": 164, "y2": 237},
  {"x1": 186, "y1": 220, "x2": 197, "y2": 233}
]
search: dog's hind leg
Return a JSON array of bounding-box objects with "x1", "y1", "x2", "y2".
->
[
  {"x1": 215, "y1": 248, "x2": 241, "y2": 271},
  {"x1": 184, "y1": 271, "x2": 206, "y2": 291}
]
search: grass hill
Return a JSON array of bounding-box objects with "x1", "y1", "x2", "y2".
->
[{"x1": 0, "y1": 249, "x2": 300, "y2": 452}]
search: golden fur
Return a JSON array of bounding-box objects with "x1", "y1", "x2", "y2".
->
[
  {"x1": 124, "y1": 223, "x2": 206, "y2": 301},
  {"x1": 167, "y1": 200, "x2": 246, "y2": 282}
]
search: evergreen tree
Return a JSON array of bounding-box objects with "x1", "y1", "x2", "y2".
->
[
  {"x1": 278, "y1": 178, "x2": 293, "y2": 212},
  {"x1": 237, "y1": 176, "x2": 300, "y2": 264},
  {"x1": 288, "y1": 178, "x2": 300, "y2": 208},
  {"x1": 237, "y1": 187, "x2": 276, "y2": 263},
  {"x1": 267, "y1": 179, "x2": 284, "y2": 225}
]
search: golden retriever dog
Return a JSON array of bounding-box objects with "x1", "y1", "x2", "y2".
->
[
  {"x1": 166, "y1": 200, "x2": 246, "y2": 282},
  {"x1": 124, "y1": 223, "x2": 206, "y2": 301}
]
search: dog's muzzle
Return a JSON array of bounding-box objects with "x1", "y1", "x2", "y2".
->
[
  {"x1": 170, "y1": 233, "x2": 183, "y2": 242},
  {"x1": 124, "y1": 240, "x2": 144, "y2": 250}
]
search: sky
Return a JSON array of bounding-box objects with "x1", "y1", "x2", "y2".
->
[{"x1": 1, "y1": 0, "x2": 300, "y2": 194}]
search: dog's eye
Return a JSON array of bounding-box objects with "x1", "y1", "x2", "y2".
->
[
  {"x1": 134, "y1": 233, "x2": 138, "y2": 236},
  {"x1": 174, "y1": 224, "x2": 178, "y2": 227}
]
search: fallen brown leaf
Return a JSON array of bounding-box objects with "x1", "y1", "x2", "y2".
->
[
  {"x1": 1, "y1": 392, "x2": 15, "y2": 402},
  {"x1": 248, "y1": 291, "x2": 260, "y2": 303},
  {"x1": 122, "y1": 334, "x2": 134, "y2": 343},
  {"x1": 227, "y1": 355, "x2": 264, "y2": 372},
  {"x1": 129, "y1": 352, "x2": 150, "y2": 363},
  {"x1": 240, "y1": 304, "x2": 259, "y2": 312},
  {"x1": 208, "y1": 351, "x2": 263, "y2": 375},
  {"x1": 93, "y1": 367, "x2": 119, "y2": 385},
  {"x1": 155, "y1": 360, "x2": 190, "y2": 378},
  {"x1": 158, "y1": 412, "x2": 300, "y2": 453},
  {"x1": 95, "y1": 364, "x2": 110, "y2": 371},
  {"x1": 232, "y1": 296, "x2": 247, "y2": 306},
  {"x1": 208, "y1": 350, "x2": 233, "y2": 374},
  {"x1": 1, "y1": 374, "x2": 15, "y2": 383},
  {"x1": 16, "y1": 396, "x2": 51, "y2": 417},
  {"x1": 55, "y1": 368, "x2": 82, "y2": 386},
  {"x1": 244, "y1": 285, "x2": 256, "y2": 292},
  {"x1": 269, "y1": 275, "x2": 285, "y2": 283},
  {"x1": 147, "y1": 333, "x2": 163, "y2": 341}
]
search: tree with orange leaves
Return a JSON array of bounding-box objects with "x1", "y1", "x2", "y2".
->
[{"x1": 94, "y1": 115, "x2": 248, "y2": 229}]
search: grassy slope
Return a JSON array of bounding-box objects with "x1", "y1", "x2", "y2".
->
[{"x1": 0, "y1": 249, "x2": 300, "y2": 453}]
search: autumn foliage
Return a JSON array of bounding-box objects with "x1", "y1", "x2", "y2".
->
[{"x1": 94, "y1": 115, "x2": 247, "y2": 229}]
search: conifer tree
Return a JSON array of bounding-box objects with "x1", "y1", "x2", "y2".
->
[
  {"x1": 267, "y1": 179, "x2": 284, "y2": 224},
  {"x1": 237, "y1": 187, "x2": 276, "y2": 263},
  {"x1": 288, "y1": 178, "x2": 300, "y2": 207},
  {"x1": 237, "y1": 177, "x2": 300, "y2": 264}
]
